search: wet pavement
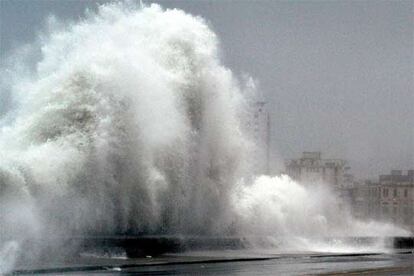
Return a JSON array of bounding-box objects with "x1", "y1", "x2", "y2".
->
[{"x1": 11, "y1": 249, "x2": 414, "y2": 275}]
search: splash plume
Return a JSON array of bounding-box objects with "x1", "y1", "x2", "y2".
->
[
  {"x1": 0, "y1": 2, "x2": 248, "y2": 238},
  {"x1": 0, "y1": 2, "x2": 407, "y2": 272}
]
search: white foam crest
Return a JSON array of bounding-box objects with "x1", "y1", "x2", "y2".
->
[
  {"x1": 0, "y1": 241, "x2": 20, "y2": 274},
  {"x1": 232, "y1": 175, "x2": 409, "y2": 251}
]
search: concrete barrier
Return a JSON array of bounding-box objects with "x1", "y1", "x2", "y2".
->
[
  {"x1": 73, "y1": 236, "x2": 246, "y2": 257},
  {"x1": 392, "y1": 236, "x2": 414, "y2": 249},
  {"x1": 73, "y1": 236, "x2": 413, "y2": 257}
]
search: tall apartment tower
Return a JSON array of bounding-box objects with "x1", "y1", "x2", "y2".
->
[{"x1": 250, "y1": 101, "x2": 270, "y2": 175}]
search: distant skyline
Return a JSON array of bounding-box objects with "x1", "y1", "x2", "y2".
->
[{"x1": 1, "y1": 0, "x2": 413, "y2": 178}]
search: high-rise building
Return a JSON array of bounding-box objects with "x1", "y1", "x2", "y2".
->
[{"x1": 247, "y1": 101, "x2": 270, "y2": 175}]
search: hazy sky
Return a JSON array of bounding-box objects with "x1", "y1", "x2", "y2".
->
[{"x1": 1, "y1": 0, "x2": 413, "y2": 178}]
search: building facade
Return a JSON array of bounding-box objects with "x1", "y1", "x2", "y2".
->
[
  {"x1": 285, "y1": 151, "x2": 347, "y2": 187},
  {"x1": 378, "y1": 170, "x2": 414, "y2": 232},
  {"x1": 351, "y1": 170, "x2": 414, "y2": 233},
  {"x1": 285, "y1": 151, "x2": 353, "y2": 212},
  {"x1": 349, "y1": 180, "x2": 381, "y2": 220}
]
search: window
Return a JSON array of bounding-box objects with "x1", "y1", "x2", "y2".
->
[
  {"x1": 393, "y1": 189, "x2": 398, "y2": 197},
  {"x1": 383, "y1": 188, "x2": 388, "y2": 197},
  {"x1": 404, "y1": 189, "x2": 408, "y2": 197}
]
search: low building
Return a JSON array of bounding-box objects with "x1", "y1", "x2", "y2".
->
[
  {"x1": 351, "y1": 170, "x2": 414, "y2": 233},
  {"x1": 350, "y1": 180, "x2": 381, "y2": 220},
  {"x1": 378, "y1": 170, "x2": 414, "y2": 232}
]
